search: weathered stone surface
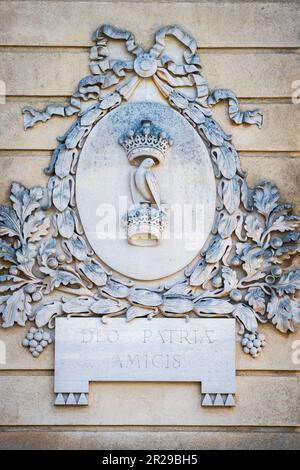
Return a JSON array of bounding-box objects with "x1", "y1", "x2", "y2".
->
[
  {"x1": 0, "y1": 101, "x2": 74, "y2": 150},
  {"x1": 0, "y1": 430, "x2": 299, "y2": 450},
  {"x1": 0, "y1": 156, "x2": 49, "y2": 204},
  {"x1": 1, "y1": 322, "x2": 299, "y2": 371},
  {"x1": 1, "y1": 51, "x2": 298, "y2": 98},
  {"x1": 241, "y1": 156, "x2": 300, "y2": 212},
  {"x1": 212, "y1": 103, "x2": 300, "y2": 152},
  {"x1": 0, "y1": 375, "x2": 299, "y2": 425},
  {"x1": 1, "y1": 102, "x2": 298, "y2": 151},
  {"x1": 1, "y1": 2, "x2": 299, "y2": 47}
]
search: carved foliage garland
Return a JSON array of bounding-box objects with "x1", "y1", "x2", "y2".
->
[{"x1": 0, "y1": 25, "x2": 299, "y2": 359}]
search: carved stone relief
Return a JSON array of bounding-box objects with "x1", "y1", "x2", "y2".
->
[{"x1": 0, "y1": 24, "x2": 299, "y2": 367}]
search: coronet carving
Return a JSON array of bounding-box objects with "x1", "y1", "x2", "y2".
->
[
  {"x1": 119, "y1": 119, "x2": 173, "y2": 165},
  {"x1": 0, "y1": 25, "x2": 299, "y2": 360},
  {"x1": 123, "y1": 206, "x2": 168, "y2": 247}
]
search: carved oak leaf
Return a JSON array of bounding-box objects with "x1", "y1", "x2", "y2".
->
[
  {"x1": 16, "y1": 243, "x2": 37, "y2": 277},
  {"x1": 0, "y1": 294, "x2": 9, "y2": 313},
  {"x1": 267, "y1": 203, "x2": 293, "y2": 224},
  {"x1": 0, "y1": 205, "x2": 22, "y2": 239},
  {"x1": 42, "y1": 270, "x2": 83, "y2": 294},
  {"x1": 267, "y1": 293, "x2": 300, "y2": 333},
  {"x1": 1, "y1": 288, "x2": 31, "y2": 328},
  {"x1": 90, "y1": 298, "x2": 128, "y2": 314},
  {"x1": 101, "y1": 279, "x2": 131, "y2": 299},
  {"x1": 163, "y1": 280, "x2": 192, "y2": 298},
  {"x1": 240, "y1": 179, "x2": 255, "y2": 211},
  {"x1": 282, "y1": 232, "x2": 300, "y2": 243},
  {"x1": 128, "y1": 289, "x2": 163, "y2": 307},
  {"x1": 54, "y1": 209, "x2": 75, "y2": 239},
  {"x1": 240, "y1": 246, "x2": 273, "y2": 282},
  {"x1": 168, "y1": 90, "x2": 189, "y2": 110},
  {"x1": 244, "y1": 213, "x2": 265, "y2": 245},
  {"x1": 194, "y1": 298, "x2": 235, "y2": 314},
  {"x1": 23, "y1": 211, "x2": 50, "y2": 242},
  {"x1": 54, "y1": 149, "x2": 78, "y2": 178},
  {"x1": 62, "y1": 296, "x2": 95, "y2": 314},
  {"x1": 189, "y1": 259, "x2": 218, "y2": 287},
  {"x1": 100, "y1": 92, "x2": 122, "y2": 110},
  {"x1": 235, "y1": 241, "x2": 252, "y2": 257},
  {"x1": 221, "y1": 267, "x2": 239, "y2": 293},
  {"x1": 205, "y1": 235, "x2": 231, "y2": 264},
  {"x1": 183, "y1": 102, "x2": 207, "y2": 125},
  {"x1": 245, "y1": 287, "x2": 266, "y2": 315},
  {"x1": 199, "y1": 118, "x2": 231, "y2": 147},
  {"x1": 35, "y1": 300, "x2": 63, "y2": 328},
  {"x1": 263, "y1": 215, "x2": 300, "y2": 240},
  {"x1": 217, "y1": 211, "x2": 244, "y2": 240},
  {"x1": 253, "y1": 181, "x2": 279, "y2": 218},
  {"x1": 0, "y1": 238, "x2": 16, "y2": 263},
  {"x1": 211, "y1": 143, "x2": 238, "y2": 179},
  {"x1": 219, "y1": 176, "x2": 240, "y2": 215},
  {"x1": 272, "y1": 232, "x2": 300, "y2": 262},
  {"x1": 79, "y1": 104, "x2": 106, "y2": 127},
  {"x1": 273, "y1": 269, "x2": 300, "y2": 296},
  {"x1": 44, "y1": 143, "x2": 65, "y2": 175},
  {"x1": 126, "y1": 306, "x2": 156, "y2": 322},
  {"x1": 51, "y1": 175, "x2": 75, "y2": 212},
  {"x1": 0, "y1": 274, "x2": 28, "y2": 293},
  {"x1": 232, "y1": 304, "x2": 258, "y2": 333},
  {"x1": 160, "y1": 297, "x2": 194, "y2": 314},
  {"x1": 65, "y1": 123, "x2": 91, "y2": 149},
  {"x1": 273, "y1": 243, "x2": 300, "y2": 263},
  {"x1": 63, "y1": 234, "x2": 89, "y2": 261},
  {"x1": 38, "y1": 238, "x2": 56, "y2": 267},
  {"x1": 10, "y1": 183, "x2": 43, "y2": 223}
]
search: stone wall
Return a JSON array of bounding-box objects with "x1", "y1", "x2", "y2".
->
[{"x1": 0, "y1": 1, "x2": 299, "y2": 450}]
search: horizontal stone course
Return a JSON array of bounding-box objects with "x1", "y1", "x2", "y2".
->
[
  {"x1": 0, "y1": 375, "x2": 299, "y2": 426},
  {"x1": 0, "y1": 323, "x2": 299, "y2": 371},
  {"x1": 0, "y1": 102, "x2": 299, "y2": 151},
  {"x1": 0, "y1": 430, "x2": 299, "y2": 450},
  {"x1": 0, "y1": 51, "x2": 298, "y2": 98}
]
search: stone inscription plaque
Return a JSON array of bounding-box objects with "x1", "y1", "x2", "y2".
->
[{"x1": 54, "y1": 318, "x2": 236, "y2": 407}]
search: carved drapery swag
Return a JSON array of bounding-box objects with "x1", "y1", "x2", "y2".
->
[{"x1": 0, "y1": 25, "x2": 299, "y2": 359}]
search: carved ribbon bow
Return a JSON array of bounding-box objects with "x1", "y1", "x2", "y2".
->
[{"x1": 22, "y1": 24, "x2": 263, "y2": 130}]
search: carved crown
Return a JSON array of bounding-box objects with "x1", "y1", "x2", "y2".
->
[
  {"x1": 123, "y1": 206, "x2": 168, "y2": 247},
  {"x1": 119, "y1": 120, "x2": 173, "y2": 165}
]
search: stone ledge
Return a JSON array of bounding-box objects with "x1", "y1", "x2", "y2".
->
[{"x1": 0, "y1": 430, "x2": 299, "y2": 450}]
